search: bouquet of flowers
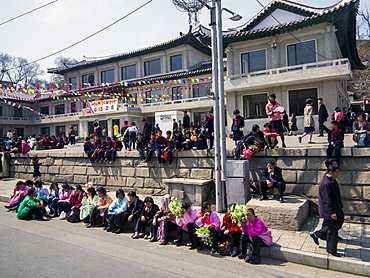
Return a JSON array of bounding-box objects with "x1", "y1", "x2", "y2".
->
[
  {"x1": 169, "y1": 197, "x2": 183, "y2": 219},
  {"x1": 250, "y1": 144, "x2": 260, "y2": 153},
  {"x1": 195, "y1": 227, "x2": 213, "y2": 246},
  {"x1": 243, "y1": 149, "x2": 253, "y2": 161},
  {"x1": 230, "y1": 204, "x2": 247, "y2": 226}
]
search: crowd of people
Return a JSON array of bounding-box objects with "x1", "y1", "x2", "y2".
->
[{"x1": 5, "y1": 182, "x2": 273, "y2": 265}]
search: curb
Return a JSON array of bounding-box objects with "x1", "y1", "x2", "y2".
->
[
  {"x1": 262, "y1": 245, "x2": 370, "y2": 277},
  {"x1": 0, "y1": 195, "x2": 10, "y2": 203}
]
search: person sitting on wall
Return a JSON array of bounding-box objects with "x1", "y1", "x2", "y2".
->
[
  {"x1": 83, "y1": 137, "x2": 94, "y2": 162},
  {"x1": 161, "y1": 130, "x2": 175, "y2": 165},
  {"x1": 231, "y1": 109, "x2": 245, "y2": 146},
  {"x1": 235, "y1": 124, "x2": 265, "y2": 159},
  {"x1": 262, "y1": 123, "x2": 278, "y2": 149},
  {"x1": 173, "y1": 129, "x2": 184, "y2": 151},
  {"x1": 182, "y1": 131, "x2": 194, "y2": 150},
  {"x1": 327, "y1": 121, "x2": 344, "y2": 168},
  {"x1": 143, "y1": 133, "x2": 156, "y2": 163},
  {"x1": 352, "y1": 112, "x2": 370, "y2": 146},
  {"x1": 95, "y1": 137, "x2": 108, "y2": 162},
  {"x1": 136, "y1": 133, "x2": 147, "y2": 161},
  {"x1": 193, "y1": 129, "x2": 206, "y2": 150},
  {"x1": 155, "y1": 130, "x2": 166, "y2": 166},
  {"x1": 259, "y1": 160, "x2": 286, "y2": 203},
  {"x1": 102, "y1": 137, "x2": 114, "y2": 162}
]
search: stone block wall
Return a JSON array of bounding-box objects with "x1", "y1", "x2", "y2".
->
[{"x1": 9, "y1": 147, "x2": 370, "y2": 222}]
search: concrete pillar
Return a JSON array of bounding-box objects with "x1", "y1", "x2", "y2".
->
[
  {"x1": 183, "y1": 46, "x2": 189, "y2": 70},
  {"x1": 322, "y1": 80, "x2": 337, "y2": 114},
  {"x1": 80, "y1": 120, "x2": 89, "y2": 138},
  {"x1": 225, "y1": 46, "x2": 234, "y2": 76},
  {"x1": 107, "y1": 119, "x2": 113, "y2": 138}
]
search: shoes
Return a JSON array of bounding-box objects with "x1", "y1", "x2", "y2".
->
[
  {"x1": 238, "y1": 253, "x2": 245, "y2": 260},
  {"x1": 40, "y1": 216, "x2": 50, "y2": 221},
  {"x1": 310, "y1": 233, "x2": 319, "y2": 245},
  {"x1": 103, "y1": 226, "x2": 108, "y2": 231},
  {"x1": 4, "y1": 205, "x2": 11, "y2": 209},
  {"x1": 174, "y1": 239, "x2": 183, "y2": 246},
  {"x1": 298, "y1": 136, "x2": 302, "y2": 143},
  {"x1": 328, "y1": 252, "x2": 341, "y2": 257},
  {"x1": 149, "y1": 237, "x2": 157, "y2": 242},
  {"x1": 282, "y1": 143, "x2": 286, "y2": 148},
  {"x1": 317, "y1": 135, "x2": 324, "y2": 137},
  {"x1": 244, "y1": 255, "x2": 251, "y2": 263},
  {"x1": 210, "y1": 248, "x2": 218, "y2": 254},
  {"x1": 114, "y1": 228, "x2": 124, "y2": 234},
  {"x1": 86, "y1": 224, "x2": 94, "y2": 228},
  {"x1": 231, "y1": 250, "x2": 239, "y2": 257},
  {"x1": 308, "y1": 141, "x2": 315, "y2": 144},
  {"x1": 144, "y1": 234, "x2": 151, "y2": 240},
  {"x1": 159, "y1": 240, "x2": 168, "y2": 245},
  {"x1": 196, "y1": 245, "x2": 202, "y2": 251},
  {"x1": 221, "y1": 249, "x2": 231, "y2": 256},
  {"x1": 251, "y1": 254, "x2": 261, "y2": 264},
  {"x1": 106, "y1": 227, "x2": 112, "y2": 232},
  {"x1": 132, "y1": 233, "x2": 141, "y2": 239},
  {"x1": 186, "y1": 242, "x2": 193, "y2": 247},
  {"x1": 260, "y1": 196, "x2": 268, "y2": 201},
  {"x1": 279, "y1": 197, "x2": 284, "y2": 203}
]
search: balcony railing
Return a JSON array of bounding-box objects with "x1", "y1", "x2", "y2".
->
[
  {"x1": 140, "y1": 96, "x2": 211, "y2": 108},
  {"x1": 227, "y1": 58, "x2": 351, "y2": 81}
]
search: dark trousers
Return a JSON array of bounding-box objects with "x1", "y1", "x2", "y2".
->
[
  {"x1": 84, "y1": 150, "x2": 94, "y2": 162},
  {"x1": 137, "y1": 148, "x2": 146, "y2": 160},
  {"x1": 177, "y1": 223, "x2": 196, "y2": 244},
  {"x1": 260, "y1": 180, "x2": 285, "y2": 198},
  {"x1": 117, "y1": 211, "x2": 138, "y2": 230},
  {"x1": 124, "y1": 137, "x2": 129, "y2": 150},
  {"x1": 235, "y1": 141, "x2": 244, "y2": 157},
  {"x1": 156, "y1": 148, "x2": 164, "y2": 164},
  {"x1": 206, "y1": 227, "x2": 219, "y2": 249},
  {"x1": 108, "y1": 213, "x2": 124, "y2": 229},
  {"x1": 135, "y1": 218, "x2": 155, "y2": 235},
  {"x1": 143, "y1": 148, "x2": 155, "y2": 162},
  {"x1": 326, "y1": 144, "x2": 343, "y2": 167},
  {"x1": 23, "y1": 207, "x2": 45, "y2": 219},
  {"x1": 162, "y1": 221, "x2": 177, "y2": 241},
  {"x1": 240, "y1": 234, "x2": 267, "y2": 257},
  {"x1": 129, "y1": 132, "x2": 136, "y2": 149},
  {"x1": 69, "y1": 136, "x2": 76, "y2": 145},
  {"x1": 90, "y1": 207, "x2": 108, "y2": 227},
  {"x1": 58, "y1": 202, "x2": 75, "y2": 213},
  {"x1": 220, "y1": 230, "x2": 242, "y2": 248},
  {"x1": 161, "y1": 148, "x2": 174, "y2": 165},
  {"x1": 106, "y1": 149, "x2": 119, "y2": 161},
  {"x1": 315, "y1": 219, "x2": 341, "y2": 254},
  {"x1": 319, "y1": 121, "x2": 330, "y2": 136}
]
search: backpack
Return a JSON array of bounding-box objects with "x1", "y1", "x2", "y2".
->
[
  {"x1": 355, "y1": 133, "x2": 370, "y2": 147},
  {"x1": 67, "y1": 207, "x2": 81, "y2": 223}
]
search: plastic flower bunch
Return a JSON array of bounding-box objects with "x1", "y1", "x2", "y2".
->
[
  {"x1": 243, "y1": 149, "x2": 253, "y2": 161},
  {"x1": 169, "y1": 197, "x2": 183, "y2": 219},
  {"x1": 230, "y1": 204, "x2": 247, "y2": 226},
  {"x1": 250, "y1": 145, "x2": 259, "y2": 153},
  {"x1": 195, "y1": 227, "x2": 213, "y2": 245}
]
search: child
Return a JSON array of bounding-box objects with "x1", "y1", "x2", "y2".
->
[
  {"x1": 124, "y1": 122, "x2": 138, "y2": 151},
  {"x1": 106, "y1": 136, "x2": 123, "y2": 163},
  {"x1": 143, "y1": 133, "x2": 156, "y2": 162},
  {"x1": 262, "y1": 123, "x2": 278, "y2": 149},
  {"x1": 290, "y1": 113, "x2": 298, "y2": 136},
  {"x1": 83, "y1": 137, "x2": 94, "y2": 162},
  {"x1": 173, "y1": 130, "x2": 184, "y2": 151},
  {"x1": 220, "y1": 203, "x2": 242, "y2": 257},
  {"x1": 195, "y1": 202, "x2": 221, "y2": 253},
  {"x1": 162, "y1": 131, "x2": 174, "y2": 165},
  {"x1": 193, "y1": 129, "x2": 206, "y2": 150},
  {"x1": 155, "y1": 130, "x2": 166, "y2": 166},
  {"x1": 56, "y1": 184, "x2": 74, "y2": 218},
  {"x1": 327, "y1": 120, "x2": 344, "y2": 167},
  {"x1": 136, "y1": 133, "x2": 147, "y2": 160},
  {"x1": 32, "y1": 157, "x2": 42, "y2": 182},
  {"x1": 182, "y1": 131, "x2": 193, "y2": 150}
]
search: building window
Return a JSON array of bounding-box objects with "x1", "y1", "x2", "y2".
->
[
  {"x1": 55, "y1": 104, "x2": 65, "y2": 115},
  {"x1": 171, "y1": 87, "x2": 182, "y2": 100},
  {"x1": 193, "y1": 83, "x2": 211, "y2": 98},
  {"x1": 145, "y1": 90, "x2": 161, "y2": 103},
  {"x1": 71, "y1": 102, "x2": 77, "y2": 112},
  {"x1": 121, "y1": 64, "x2": 137, "y2": 80},
  {"x1": 288, "y1": 88, "x2": 318, "y2": 116},
  {"x1": 55, "y1": 126, "x2": 66, "y2": 136},
  {"x1": 170, "y1": 54, "x2": 182, "y2": 71},
  {"x1": 40, "y1": 106, "x2": 49, "y2": 115},
  {"x1": 243, "y1": 94, "x2": 268, "y2": 119},
  {"x1": 144, "y1": 59, "x2": 161, "y2": 76},
  {"x1": 0, "y1": 106, "x2": 3, "y2": 116},
  {"x1": 40, "y1": 127, "x2": 50, "y2": 136},
  {"x1": 82, "y1": 73, "x2": 94, "y2": 86},
  {"x1": 287, "y1": 40, "x2": 316, "y2": 66},
  {"x1": 241, "y1": 50, "x2": 266, "y2": 74},
  {"x1": 13, "y1": 107, "x2": 23, "y2": 117},
  {"x1": 69, "y1": 77, "x2": 77, "y2": 90},
  {"x1": 101, "y1": 69, "x2": 114, "y2": 83}
]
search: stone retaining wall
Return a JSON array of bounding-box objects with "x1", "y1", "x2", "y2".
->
[{"x1": 9, "y1": 147, "x2": 370, "y2": 222}]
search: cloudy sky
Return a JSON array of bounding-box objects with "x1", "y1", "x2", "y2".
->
[{"x1": 0, "y1": 0, "x2": 365, "y2": 81}]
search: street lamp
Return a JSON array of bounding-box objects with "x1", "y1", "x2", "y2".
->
[{"x1": 200, "y1": 0, "x2": 242, "y2": 212}]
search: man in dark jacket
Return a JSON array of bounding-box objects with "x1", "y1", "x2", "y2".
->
[
  {"x1": 326, "y1": 121, "x2": 344, "y2": 167},
  {"x1": 310, "y1": 166, "x2": 343, "y2": 257},
  {"x1": 318, "y1": 98, "x2": 330, "y2": 137},
  {"x1": 141, "y1": 118, "x2": 152, "y2": 146},
  {"x1": 121, "y1": 121, "x2": 129, "y2": 150},
  {"x1": 183, "y1": 110, "x2": 190, "y2": 131},
  {"x1": 259, "y1": 160, "x2": 286, "y2": 203},
  {"x1": 115, "y1": 191, "x2": 144, "y2": 235}
]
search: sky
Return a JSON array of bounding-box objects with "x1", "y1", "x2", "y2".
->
[{"x1": 0, "y1": 0, "x2": 368, "y2": 81}]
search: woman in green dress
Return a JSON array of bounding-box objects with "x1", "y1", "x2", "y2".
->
[
  {"x1": 79, "y1": 187, "x2": 99, "y2": 221},
  {"x1": 17, "y1": 188, "x2": 50, "y2": 221}
]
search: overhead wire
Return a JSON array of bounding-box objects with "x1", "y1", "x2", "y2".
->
[
  {"x1": 0, "y1": 0, "x2": 59, "y2": 27},
  {"x1": 3, "y1": 0, "x2": 154, "y2": 72}
]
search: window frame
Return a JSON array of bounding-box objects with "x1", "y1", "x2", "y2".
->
[
  {"x1": 101, "y1": 69, "x2": 115, "y2": 83},
  {"x1": 193, "y1": 83, "x2": 212, "y2": 98},
  {"x1": 121, "y1": 64, "x2": 137, "y2": 80},
  {"x1": 144, "y1": 58, "x2": 161, "y2": 76},
  {"x1": 288, "y1": 87, "x2": 318, "y2": 116},
  {"x1": 82, "y1": 73, "x2": 95, "y2": 86},
  {"x1": 241, "y1": 48, "x2": 267, "y2": 74},
  {"x1": 286, "y1": 39, "x2": 317, "y2": 67},
  {"x1": 54, "y1": 103, "x2": 65, "y2": 115},
  {"x1": 170, "y1": 54, "x2": 183, "y2": 71}
]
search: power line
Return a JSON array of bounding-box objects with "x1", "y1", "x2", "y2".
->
[
  {"x1": 4, "y1": 0, "x2": 154, "y2": 72},
  {"x1": 0, "y1": 0, "x2": 59, "y2": 27}
]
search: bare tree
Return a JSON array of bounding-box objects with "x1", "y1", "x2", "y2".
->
[
  {"x1": 357, "y1": 5, "x2": 370, "y2": 40},
  {"x1": 0, "y1": 53, "x2": 44, "y2": 83},
  {"x1": 50, "y1": 56, "x2": 78, "y2": 82}
]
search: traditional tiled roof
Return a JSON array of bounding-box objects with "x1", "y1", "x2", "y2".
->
[
  {"x1": 48, "y1": 32, "x2": 211, "y2": 75},
  {"x1": 198, "y1": 0, "x2": 364, "y2": 70}
]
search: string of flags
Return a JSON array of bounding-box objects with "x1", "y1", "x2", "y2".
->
[{"x1": 2, "y1": 99, "x2": 50, "y2": 118}]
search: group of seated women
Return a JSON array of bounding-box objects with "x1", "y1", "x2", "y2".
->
[{"x1": 9, "y1": 183, "x2": 272, "y2": 265}]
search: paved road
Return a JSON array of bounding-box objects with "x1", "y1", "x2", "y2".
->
[{"x1": 0, "y1": 205, "x2": 359, "y2": 278}]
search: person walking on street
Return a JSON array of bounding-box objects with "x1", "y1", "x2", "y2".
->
[
  {"x1": 310, "y1": 166, "x2": 343, "y2": 257},
  {"x1": 265, "y1": 93, "x2": 286, "y2": 147},
  {"x1": 318, "y1": 98, "x2": 330, "y2": 137},
  {"x1": 298, "y1": 98, "x2": 315, "y2": 144}
]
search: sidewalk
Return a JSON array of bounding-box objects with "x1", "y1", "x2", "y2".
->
[{"x1": 1, "y1": 178, "x2": 369, "y2": 276}]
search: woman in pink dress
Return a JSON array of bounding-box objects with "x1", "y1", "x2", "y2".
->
[{"x1": 4, "y1": 181, "x2": 29, "y2": 211}]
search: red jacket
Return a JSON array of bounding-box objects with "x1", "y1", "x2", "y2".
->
[{"x1": 222, "y1": 212, "x2": 241, "y2": 232}]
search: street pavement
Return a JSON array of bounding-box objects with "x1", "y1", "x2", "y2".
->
[{"x1": 0, "y1": 206, "x2": 360, "y2": 278}]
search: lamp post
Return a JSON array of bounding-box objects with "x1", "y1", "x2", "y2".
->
[{"x1": 200, "y1": 0, "x2": 242, "y2": 212}]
